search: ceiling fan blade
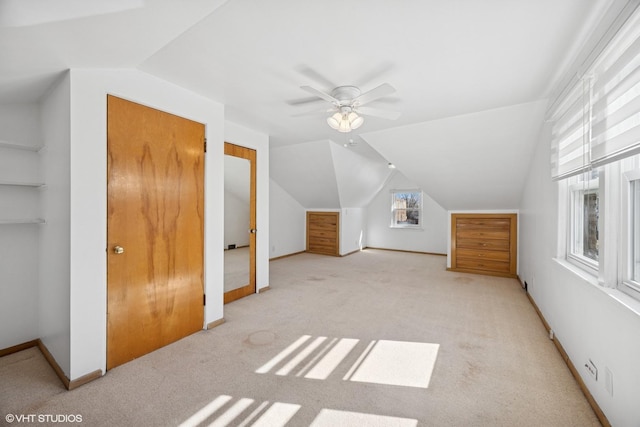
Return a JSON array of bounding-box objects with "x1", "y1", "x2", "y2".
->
[
  {"x1": 292, "y1": 107, "x2": 335, "y2": 117},
  {"x1": 357, "y1": 106, "x2": 401, "y2": 120},
  {"x1": 354, "y1": 83, "x2": 396, "y2": 105},
  {"x1": 300, "y1": 86, "x2": 339, "y2": 104},
  {"x1": 296, "y1": 65, "x2": 337, "y2": 90},
  {"x1": 286, "y1": 96, "x2": 327, "y2": 106},
  {"x1": 357, "y1": 62, "x2": 394, "y2": 87}
]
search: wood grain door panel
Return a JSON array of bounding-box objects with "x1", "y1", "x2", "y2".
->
[
  {"x1": 223, "y1": 142, "x2": 257, "y2": 305},
  {"x1": 307, "y1": 212, "x2": 340, "y2": 256},
  {"x1": 107, "y1": 95, "x2": 205, "y2": 370},
  {"x1": 450, "y1": 213, "x2": 517, "y2": 278},
  {"x1": 456, "y1": 229, "x2": 511, "y2": 240},
  {"x1": 456, "y1": 238, "x2": 511, "y2": 251},
  {"x1": 456, "y1": 258, "x2": 511, "y2": 273},
  {"x1": 456, "y1": 248, "x2": 510, "y2": 261}
]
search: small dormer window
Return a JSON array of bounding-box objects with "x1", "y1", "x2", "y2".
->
[{"x1": 390, "y1": 190, "x2": 422, "y2": 228}]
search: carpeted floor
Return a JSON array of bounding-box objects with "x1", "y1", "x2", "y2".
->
[{"x1": 0, "y1": 249, "x2": 600, "y2": 426}]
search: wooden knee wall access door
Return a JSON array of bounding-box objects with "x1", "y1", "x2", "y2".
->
[
  {"x1": 449, "y1": 213, "x2": 517, "y2": 278},
  {"x1": 306, "y1": 211, "x2": 340, "y2": 256}
]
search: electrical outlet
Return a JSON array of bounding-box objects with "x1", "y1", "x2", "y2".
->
[
  {"x1": 605, "y1": 367, "x2": 613, "y2": 396},
  {"x1": 585, "y1": 359, "x2": 598, "y2": 381}
]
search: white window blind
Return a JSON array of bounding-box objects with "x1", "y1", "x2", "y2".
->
[
  {"x1": 590, "y1": 9, "x2": 640, "y2": 167},
  {"x1": 550, "y1": 79, "x2": 591, "y2": 180},
  {"x1": 550, "y1": 6, "x2": 640, "y2": 179}
]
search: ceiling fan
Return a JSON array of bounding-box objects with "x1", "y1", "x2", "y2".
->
[{"x1": 298, "y1": 83, "x2": 400, "y2": 133}]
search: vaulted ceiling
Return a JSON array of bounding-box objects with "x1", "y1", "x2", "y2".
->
[{"x1": 0, "y1": 0, "x2": 615, "y2": 210}]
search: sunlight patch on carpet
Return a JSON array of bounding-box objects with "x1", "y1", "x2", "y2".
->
[
  {"x1": 302, "y1": 338, "x2": 359, "y2": 380},
  {"x1": 256, "y1": 335, "x2": 439, "y2": 388},
  {"x1": 179, "y1": 396, "x2": 300, "y2": 427},
  {"x1": 255, "y1": 335, "x2": 311, "y2": 374},
  {"x1": 345, "y1": 340, "x2": 439, "y2": 388}
]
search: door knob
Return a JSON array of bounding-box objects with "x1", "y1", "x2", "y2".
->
[
  {"x1": 249, "y1": 229, "x2": 257, "y2": 234},
  {"x1": 114, "y1": 245, "x2": 125, "y2": 254}
]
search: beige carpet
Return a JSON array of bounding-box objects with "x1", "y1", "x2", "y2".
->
[{"x1": 0, "y1": 250, "x2": 600, "y2": 426}]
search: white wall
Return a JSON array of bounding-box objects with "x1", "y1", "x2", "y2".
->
[
  {"x1": 519, "y1": 122, "x2": 640, "y2": 427},
  {"x1": 0, "y1": 105, "x2": 42, "y2": 349},
  {"x1": 224, "y1": 190, "x2": 250, "y2": 248},
  {"x1": 341, "y1": 208, "x2": 366, "y2": 255},
  {"x1": 39, "y1": 74, "x2": 71, "y2": 375},
  {"x1": 269, "y1": 178, "x2": 305, "y2": 259},
  {"x1": 67, "y1": 69, "x2": 225, "y2": 380},
  {"x1": 224, "y1": 120, "x2": 269, "y2": 291},
  {"x1": 270, "y1": 140, "x2": 340, "y2": 208},
  {"x1": 0, "y1": 104, "x2": 42, "y2": 144},
  {"x1": 366, "y1": 172, "x2": 447, "y2": 254}
]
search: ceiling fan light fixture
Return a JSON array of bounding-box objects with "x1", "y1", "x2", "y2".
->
[
  {"x1": 349, "y1": 113, "x2": 364, "y2": 130},
  {"x1": 338, "y1": 116, "x2": 352, "y2": 133},
  {"x1": 300, "y1": 83, "x2": 398, "y2": 133},
  {"x1": 327, "y1": 112, "x2": 342, "y2": 130},
  {"x1": 328, "y1": 109, "x2": 364, "y2": 133}
]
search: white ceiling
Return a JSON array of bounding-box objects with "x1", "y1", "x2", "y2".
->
[
  {"x1": 270, "y1": 140, "x2": 392, "y2": 209},
  {"x1": 0, "y1": 0, "x2": 614, "y2": 210}
]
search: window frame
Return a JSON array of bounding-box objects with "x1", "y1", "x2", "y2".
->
[
  {"x1": 620, "y1": 167, "x2": 640, "y2": 299},
  {"x1": 390, "y1": 189, "x2": 423, "y2": 229},
  {"x1": 566, "y1": 172, "x2": 600, "y2": 275}
]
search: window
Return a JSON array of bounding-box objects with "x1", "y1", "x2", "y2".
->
[
  {"x1": 391, "y1": 190, "x2": 422, "y2": 228},
  {"x1": 621, "y1": 163, "x2": 640, "y2": 299},
  {"x1": 550, "y1": 5, "x2": 640, "y2": 301},
  {"x1": 631, "y1": 179, "x2": 640, "y2": 283},
  {"x1": 567, "y1": 170, "x2": 600, "y2": 272}
]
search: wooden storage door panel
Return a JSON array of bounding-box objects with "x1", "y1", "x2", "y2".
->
[
  {"x1": 456, "y1": 218, "x2": 511, "y2": 230},
  {"x1": 309, "y1": 229, "x2": 337, "y2": 238},
  {"x1": 309, "y1": 244, "x2": 337, "y2": 253},
  {"x1": 456, "y1": 258, "x2": 511, "y2": 273},
  {"x1": 456, "y1": 229, "x2": 510, "y2": 240},
  {"x1": 312, "y1": 215, "x2": 338, "y2": 226},
  {"x1": 309, "y1": 236, "x2": 336, "y2": 245},
  {"x1": 456, "y1": 248, "x2": 510, "y2": 261},
  {"x1": 450, "y1": 213, "x2": 517, "y2": 278},
  {"x1": 307, "y1": 211, "x2": 339, "y2": 256},
  {"x1": 456, "y1": 238, "x2": 510, "y2": 251}
]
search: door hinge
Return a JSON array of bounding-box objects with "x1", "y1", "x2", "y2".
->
[
  {"x1": 203, "y1": 294, "x2": 206, "y2": 306},
  {"x1": 204, "y1": 138, "x2": 207, "y2": 153}
]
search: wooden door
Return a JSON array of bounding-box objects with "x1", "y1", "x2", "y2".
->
[
  {"x1": 449, "y1": 213, "x2": 517, "y2": 278},
  {"x1": 307, "y1": 211, "x2": 340, "y2": 256},
  {"x1": 223, "y1": 142, "x2": 257, "y2": 304},
  {"x1": 107, "y1": 95, "x2": 205, "y2": 370}
]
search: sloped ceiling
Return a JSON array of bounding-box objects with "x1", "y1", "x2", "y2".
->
[
  {"x1": 0, "y1": 0, "x2": 230, "y2": 101},
  {"x1": 270, "y1": 140, "x2": 341, "y2": 209},
  {"x1": 271, "y1": 140, "x2": 392, "y2": 209},
  {"x1": 362, "y1": 100, "x2": 548, "y2": 210},
  {"x1": 0, "y1": 0, "x2": 618, "y2": 210},
  {"x1": 329, "y1": 143, "x2": 393, "y2": 208}
]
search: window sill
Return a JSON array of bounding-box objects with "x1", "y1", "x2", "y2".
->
[{"x1": 553, "y1": 258, "x2": 640, "y2": 318}]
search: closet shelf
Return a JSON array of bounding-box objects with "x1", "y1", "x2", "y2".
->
[
  {"x1": 0, "y1": 219, "x2": 45, "y2": 225},
  {"x1": 0, "y1": 180, "x2": 45, "y2": 187},
  {"x1": 0, "y1": 140, "x2": 43, "y2": 152}
]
